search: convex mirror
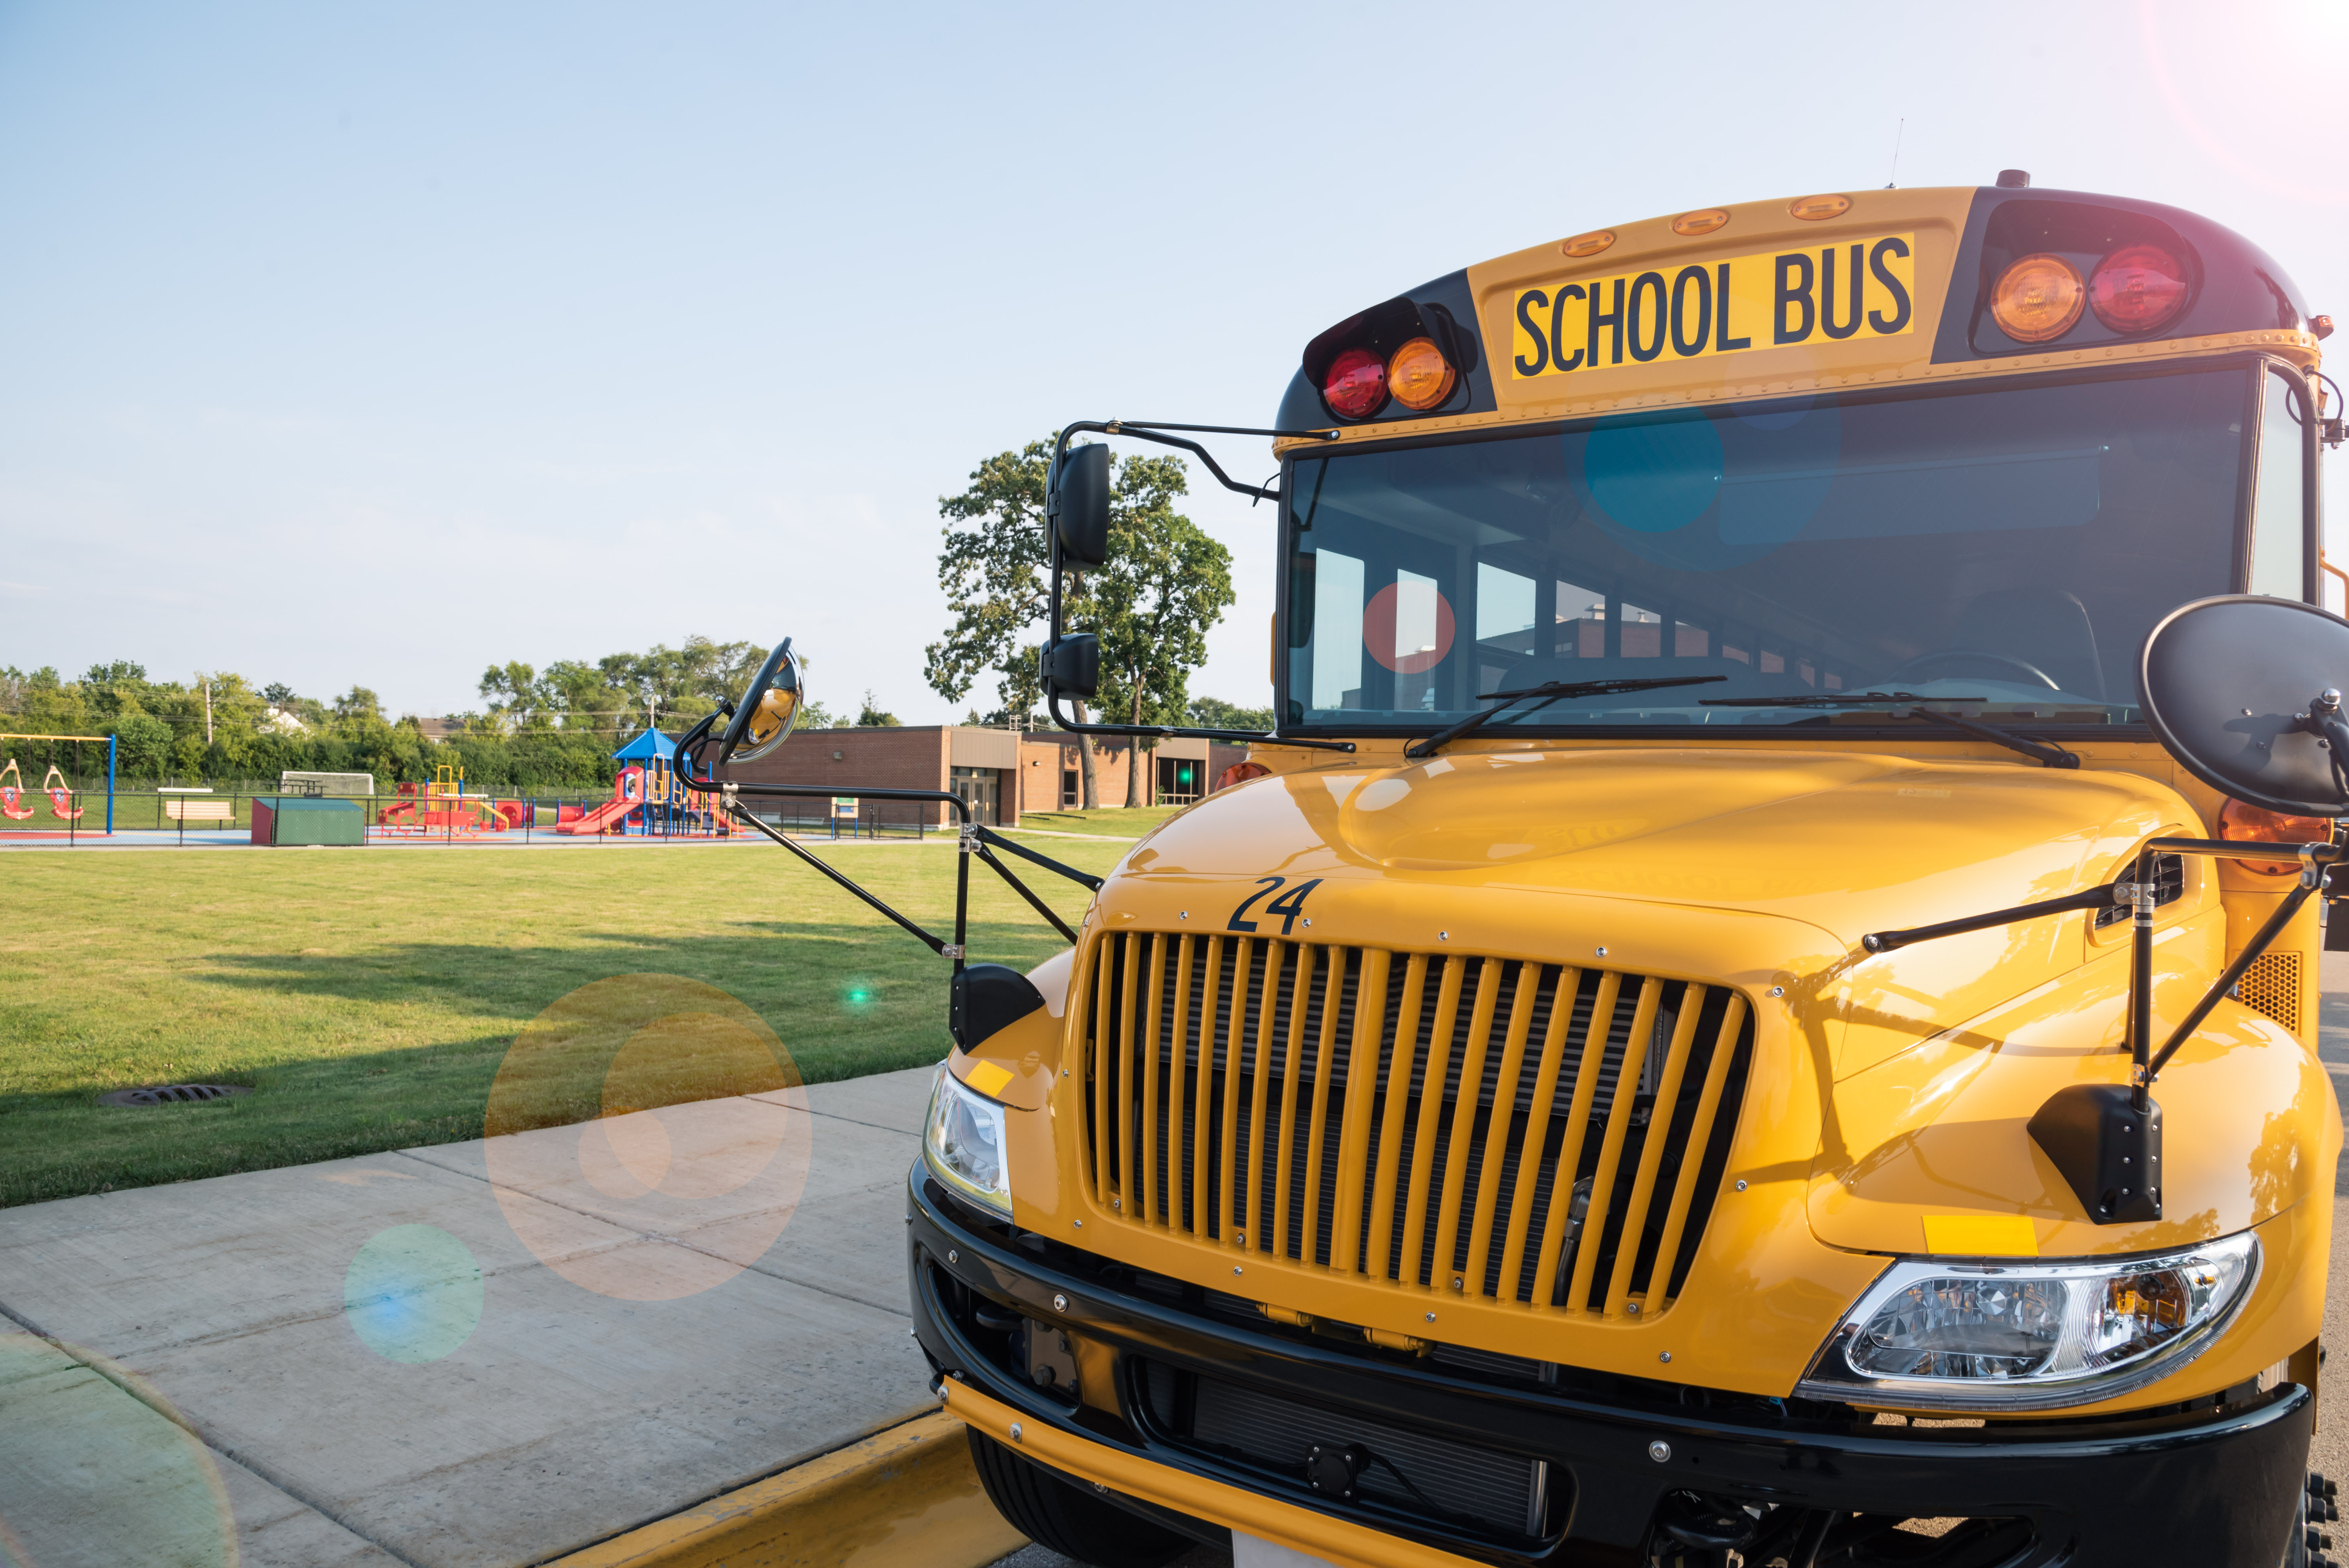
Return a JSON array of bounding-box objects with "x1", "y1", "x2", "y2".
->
[
  {"x1": 2139, "y1": 595, "x2": 2349, "y2": 818},
  {"x1": 1049, "y1": 443, "x2": 1110, "y2": 568},
  {"x1": 721, "y1": 638, "x2": 804, "y2": 764}
]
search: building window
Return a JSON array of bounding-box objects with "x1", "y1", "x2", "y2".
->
[
  {"x1": 1060, "y1": 768, "x2": 1078, "y2": 808},
  {"x1": 1156, "y1": 755, "x2": 1201, "y2": 805}
]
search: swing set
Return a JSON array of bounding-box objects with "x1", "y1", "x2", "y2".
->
[{"x1": 0, "y1": 733, "x2": 118, "y2": 836}]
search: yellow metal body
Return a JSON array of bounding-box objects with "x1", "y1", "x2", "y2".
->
[{"x1": 940, "y1": 182, "x2": 2336, "y2": 1507}]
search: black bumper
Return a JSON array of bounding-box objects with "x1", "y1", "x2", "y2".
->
[{"x1": 907, "y1": 1167, "x2": 2311, "y2": 1568}]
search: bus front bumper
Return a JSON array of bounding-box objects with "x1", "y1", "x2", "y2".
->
[{"x1": 908, "y1": 1169, "x2": 2312, "y2": 1568}]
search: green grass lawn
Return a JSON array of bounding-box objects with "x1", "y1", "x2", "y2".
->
[
  {"x1": 0, "y1": 836, "x2": 1126, "y2": 1207},
  {"x1": 1005, "y1": 804, "x2": 1186, "y2": 837}
]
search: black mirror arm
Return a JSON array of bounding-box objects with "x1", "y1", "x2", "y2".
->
[
  {"x1": 976, "y1": 825, "x2": 1103, "y2": 892},
  {"x1": 1040, "y1": 688, "x2": 1356, "y2": 752},
  {"x1": 970, "y1": 840, "x2": 1082, "y2": 946},
  {"x1": 1050, "y1": 420, "x2": 1339, "y2": 504}
]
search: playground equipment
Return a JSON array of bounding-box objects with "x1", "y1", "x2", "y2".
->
[
  {"x1": 376, "y1": 765, "x2": 512, "y2": 837},
  {"x1": 43, "y1": 765, "x2": 82, "y2": 820},
  {"x1": 0, "y1": 733, "x2": 114, "y2": 834},
  {"x1": 556, "y1": 731, "x2": 740, "y2": 836}
]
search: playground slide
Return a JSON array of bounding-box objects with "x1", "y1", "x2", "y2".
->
[{"x1": 556, "y1": 796, "x2": 636, "y2": 836}]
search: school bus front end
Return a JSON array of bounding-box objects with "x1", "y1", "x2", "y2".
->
[{"x1": 908, "y1": 181, "x2": 2340, "y2": 1567}]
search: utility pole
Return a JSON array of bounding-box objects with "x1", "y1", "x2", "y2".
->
[{"x1": 202, "y1": 675, "x2": 213, "y2": 744}]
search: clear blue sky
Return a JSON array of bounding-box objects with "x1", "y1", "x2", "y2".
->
[{"x1": 2, "y1": 0, "x2": 2343, "y2": 724}]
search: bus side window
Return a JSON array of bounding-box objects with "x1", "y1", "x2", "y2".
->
[{"x1": 2248, "y1": 368, "x2": 2306, "y2": 600}]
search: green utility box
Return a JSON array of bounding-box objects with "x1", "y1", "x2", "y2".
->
[{"x1": 250, "y1": 796, "x2": 365, "y2": 847}]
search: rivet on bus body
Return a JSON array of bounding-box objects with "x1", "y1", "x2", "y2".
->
[
  {"x1": 1770, "y1": 986, "x2": 1786, "y2": 997},
  {"x1": 1053, "y1": 1294, "x2": 1069, "y2": 1312},
  {"x1": 1302, "y1": 918, "x2": 1311, "y2": 928},
  {"x1": 1011, "y1": 1423, "x2": 1023, "y2": 1442},
  {"x1": 1659, "y1": 1352, "x2": 1673, "y2": 1364},
  {"x1": 1453, "y1": 1276, "x2": 1464, "y2": 1291},
  {"x1": 947, "y1": 1250, "x2": 958, "y2": 1264},
  {"x1": 1439, "y1": 931, "x2": 1449, "y2": 941},
  {"x1": 1735, "y1": 1180, "x2": 1748, "y2": 1192},
  {"x1": 1073, "y1": 1220, "x2": 1083, "y2": 1228},
  {"x1": 1234, "y1": 1266, "x2": 1244, "y2": 1276},
  {"x1": 1180, "y1": 911, "x2": 1188, "y2": 919},
  {"x1": 1649, "y1": 1440, "x2": 1672, "y2": 1462},
  {"x1": 1595, "y1": 946, "x2": 1608, "y2": 958},
  {"x1": 1426, "y1": 1313, "x2": 1437, "y2": 1323}
]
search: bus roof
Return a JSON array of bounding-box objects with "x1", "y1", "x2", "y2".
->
[{"x1": 1273, "y1": 183, "x2": 2320, "y2": 453}]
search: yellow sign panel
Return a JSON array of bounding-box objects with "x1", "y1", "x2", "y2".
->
[{"x1": 1509, "y1": 233, "x2": 1917, "y2": 381}]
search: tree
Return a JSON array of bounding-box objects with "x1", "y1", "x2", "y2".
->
[
  {"x1": 478, "y1": 661, "x2": 544, "y2": 734},
  {"x1": 262, "y1": 682, "x2": 296, "y2": 709},
  {"x1": 856, "y1": 690, "x2": 900, "y2": 727},
  {"x1": 109, "y1": 713, "x2": 172, "y2": 779},
  {"x1": 333, "y1": 687, "x2": 384, "y2": 724},
  {"x1": 1189, "y1": 696, "x2": 1274, "y2": 732},
  {"x1": 1085, "y1": 454, "x2": 1235, "y2": 806},
  {"x1": 925, "y1": 438, "x2": 1102, "y2": 805}
]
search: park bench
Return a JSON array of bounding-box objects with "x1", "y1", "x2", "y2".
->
[{"x1": 163, "y1": 798, "x2": 236, "y2": 841}]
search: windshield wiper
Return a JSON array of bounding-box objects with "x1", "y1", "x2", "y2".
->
[
  {"x1": 1697, "y1": 692, "x2": 2080, "y2": 769},
  {"x1": 1406, "y1": 674, "x2": 1725, "y2": 760}
]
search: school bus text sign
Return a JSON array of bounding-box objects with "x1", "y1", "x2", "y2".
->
[{"x1": 1508, "y1": 233, "x2": 1916, "y2": 380}]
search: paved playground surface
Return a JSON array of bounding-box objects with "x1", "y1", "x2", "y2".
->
[{"x1": 9, "y1": 978, "x2": 2349, "y2": 1568}]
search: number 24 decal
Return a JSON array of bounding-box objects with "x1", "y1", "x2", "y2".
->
[{"x1": 1228, "y1": 875, "x2": 1322, "y2": 935}]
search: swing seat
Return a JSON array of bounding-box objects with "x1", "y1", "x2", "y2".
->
[
  {"x1": 47, "y1": 789, "x2": 83, "y2": 820},
  {"x1": 0, "y1": 788, "x2": 32, "y2": 821}
]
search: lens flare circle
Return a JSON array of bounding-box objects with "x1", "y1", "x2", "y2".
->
[
  {"x1": 344, "y1": 1224, "x2": 485, "y2": 1363},
  {"x1": 483, "y1": 975, "x2": 811, "y2": 1301},
  {"x1": 0, "y1": 1336, "x2": 237, "y2": 1568}
]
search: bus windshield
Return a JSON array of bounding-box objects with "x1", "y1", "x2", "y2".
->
[{"x1": 1282, "y1": 365, "x2": 2271, "y2": 736}]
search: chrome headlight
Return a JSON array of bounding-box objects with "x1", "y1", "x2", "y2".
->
[
  {"x1": 923, "y1": 1066, "x2": 1011, "y2": 1218},
  {"x1": 1796, "y1": 1231, "x2": 2259, "y2": 1411}
]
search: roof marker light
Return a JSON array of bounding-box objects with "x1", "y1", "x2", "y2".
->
[
  {"x1": 1672, "y1": 209, "x2": 1730, "y2": 236},
  {"x1": 1990, "y1": 253, "x2": 2086, "y2": 344},
  {"x1": 1561, "y1": 230, "x2": 1616, "y2": 258},
  {"x1": 1789, "y1": 194, "x2": 1852, "y2": 220},
  {"x1": 2089, "y1": 244, "x2": 2189, "y2": 334}
]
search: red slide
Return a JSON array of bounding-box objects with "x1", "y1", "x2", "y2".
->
[{"x1": 556, "y1": 796, "x2": 636, "y2": 835}]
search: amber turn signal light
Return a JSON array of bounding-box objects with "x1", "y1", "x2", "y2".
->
[
  {"x1": 1387, "y1": 337, "x2": 1456, "y2": 412},
  {"x1": 1788, "y1": 193, "x2": 1852, "y2": 221},
  {"x1": 1561, "y1": 229, "x2": 1616, "y2": 258},
  {"x1": 2217, "y1": 796, "x2": 2332, "y2": 876},
  {"x1": 1990, "y1": 253, "x2": 2087, "y2": 344},
  {"x1": 1671, "y1": 208, "x2": 1730, "y2": 236}
]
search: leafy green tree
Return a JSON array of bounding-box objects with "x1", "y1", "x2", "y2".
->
[
  {"x1": 856, "y1": 690, "x2": 900, "y2": 727},
  {"x1": 1188, "y1": 696, "x2": 1273, "y2": 731},
  {"x1": 1084, "y1": 454, "x2": 1235, "y2": 806},
  {"x1": 109, "y1": 713, "x2": 172, "y2": 779},
  {"x1": 333, "y1": 687, "x2": 384, "y2": 725},
  {"x1": 478, "y1": 661, "x2": 548, "y2": 734},
  {"x1": 925, "y1": 438, "x2": 1101, "y2": 804}
]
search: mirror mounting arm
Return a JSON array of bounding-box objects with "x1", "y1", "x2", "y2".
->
[{"x1": 1039, "y1": 417, "x2": 1354, "y2": 754}]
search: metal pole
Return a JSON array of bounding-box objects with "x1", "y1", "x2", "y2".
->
[{"x1": 106, "y1": 735, "x2": 115, "y2": 834}]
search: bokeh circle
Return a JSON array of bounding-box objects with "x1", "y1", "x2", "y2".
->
[
  {"x1": 482, "y1": 975, "x2": 811, "y2": 1301},
  {"x1": 344, "y1": 1224, "x2": 485, "y2": 1363}
]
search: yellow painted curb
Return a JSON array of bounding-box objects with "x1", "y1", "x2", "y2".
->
[{"x1": 548, "y1": 1410, "x2": 1028, "y2": 1568}]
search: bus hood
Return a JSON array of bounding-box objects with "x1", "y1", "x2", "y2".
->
[{"x1": 1121, "y1": 746, "x2": 2205, "y2": 1081}]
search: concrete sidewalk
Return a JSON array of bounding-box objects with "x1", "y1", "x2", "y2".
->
[{"x1": 0, "y1": 1066, "x2": 943, "y2": 1568}]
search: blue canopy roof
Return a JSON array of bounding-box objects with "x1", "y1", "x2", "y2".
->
[{"x1": 612, "y1": 728, "x2": 679, "y2": 763}]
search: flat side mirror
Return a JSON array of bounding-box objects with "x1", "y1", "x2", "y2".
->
[
  {"x1": 1048, "y1": 443, "x2": 1111, "y2": 567},
  {"x1": 1040, "y1": 634, "x2": 1099, "y2": 700},
  {"x1": 720, "y1": 638, "x2": 804, "y2": 763}
]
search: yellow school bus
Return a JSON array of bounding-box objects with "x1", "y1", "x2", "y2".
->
[{"x1": 691, "y1": 174, "x2": 2345, "y2": 1566}]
